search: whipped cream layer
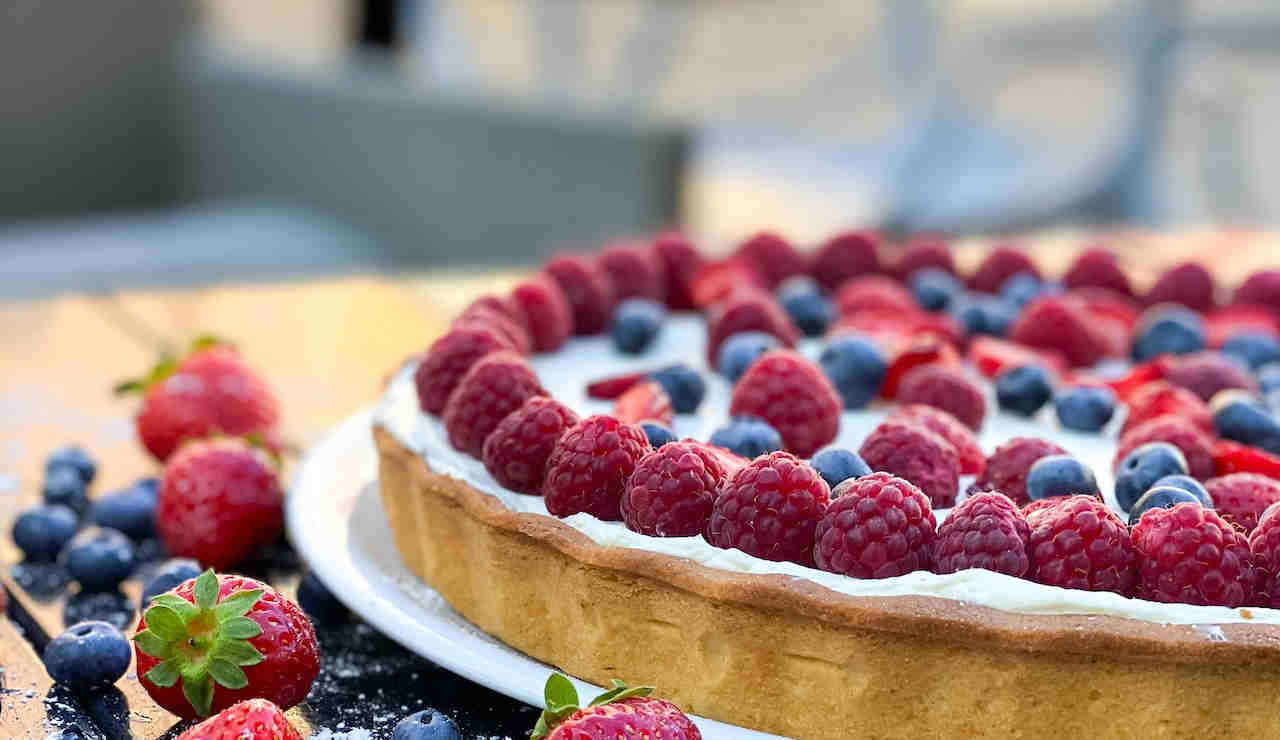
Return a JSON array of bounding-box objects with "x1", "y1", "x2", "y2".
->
[{"x1": 375, "y1": 316, "x2": 1280, "y2": 627}]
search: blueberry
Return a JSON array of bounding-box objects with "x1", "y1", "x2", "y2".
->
[
  {"x1": 1150, "y1": 474, "x2": 1212, "y2": 507},
  {"x1": 819, "y1": 335, "x2": 886, "y2": 409},
  {"x1": 1259, "y1": 362, "x2": 1280, "y2": 394},
  {"x1": 43, "y1": 621, "x2": 131, "y2": 692},
  {"x1": 979, "y1": 298, "x2": 1018, "y2": 336},
  {"x1": 999, "y1": 272, "x2": 1044, "y2": 309},
  {"x1": 43, "y1": 466, "x2": 89, "y2": 516},
  {"x1": 995, "y1": 365, "x2": 1053, "y2": 416},
  {"x1": 709, "y1": 416, "x2": 782, "y2": 459},
  {"x1": 1211, "y1": 392, "x2": 1280, "y2": 455},
  {"x1": 612, "y1": 298, "x2": 664, "y2": 354},
  {"x1": 140, "y1": 558, "x2": 202, "y2": 607},
  {"x1": 716, "y1": 332, "x2": 780, "y2": 383},
  {"x1": 1054, "y1": 386, "x2": 1117, "y2": 432},
  {"x1": 45, "y1": 445, "x2": 96, "y2": 485},
  {"x1": 1025, "y1": 455, "x2": 1099, "y2": 501},
  {"x1": 951, "y1": 297, "x2": 987, "y2": 335},
  {"x1": 1127, "y1": 486, "x2": 1204, "y2": 526},
  {"x1": 392, "y1": 708, "x2": 463, "y2": 740},
  {"x1": 650, "y1": 364, "x2": 706, "y2": 414},
  {"x1": 297, "y1": 569, "x2": 349, "y2": 626},
  {"x1": 1114, "y1": 442, "x2": 1189, "y2": 512},
  {"x1": 60, "y1": 528, "x2": 137, "y2": 593},
  {"x1": 89, "y1": 478, "x2": 158, "y2": 541},
  {"x1": 1131, "y1": 308, "x2": 1206, "y2": 362},
  {"x1": 640, "y1": 421, "x2": 677, "y2": 448},
  {"x1": 909, "y1": 268, "x2": 963, "y2": 312},
  {"x1": 1223, "y1": 330, "x2": 1280, "y2": 370},
  {"x1": 810, "y1": 448, "x2": 871, "y2": 490},
  {"x1": 777, "y1": 276, "x2": 834, "y2": 336},
  {"x1": 12, "y1": 505, "x2": 79, "y2": 562}
]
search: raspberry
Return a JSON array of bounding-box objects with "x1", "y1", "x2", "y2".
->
[
  {"x1": 705, "y1": 291, "x2": 798, "y2": 367},
  {"x1": 834, "y1": 275, "x2": 918, "y2": 317},
  {"x1": 1074, "y1": 286, "x2": 1142, "y2": 335},
  {"x1": 621, "y1": 441, "x2": 727, "y2": 537},
  {"x1": 442, "y1": 351, "x2": 544, "y2": 456},
  {"x1": 1233, "y1": 268, "x2": 1280, "y2": 313},
  {"x1": 543, "y1": 415, "x2": 651, "y2": 520},
  {"x1": 453, "y1": 303, "x2": 531, "y2": 355},
  {"x1": 829, "y1": 310, "x2": 965, "y2": 352},
  {"x1": 510, "y1": 275, "x2": 573, "y2": 352},
  {"x1": 968, "y1": 437, "x2": 1067, "y2": 505},
  {"x1": 414, "y1": 325, "x2": 513, "y2": 414},
  {"x1": 968, "y1": 336, "x2": 1067, "y2": 379},
  {"x1": 706, "y1": 451, "x2": 830, "y2": 566},
  {"x1": 1132, "y1": 502, "x2": 1254, "y2": 607},
  {"x1": 894, "y1": 364, "x2": 987, "y2": 430},
  {"x1": 1114, "y1": 414, "x2": 1215, "y2": 480},
  {"x1": 732, "y1": 231, "x2": 807, "y2": 288},
  {"x1": 1008, "y1": 295, "x2": 1108, "y2": 367},
  {"x1": 543, "y1": 254, "x2": 615, "y2": 335},
  {"x1": 1147, "y1": 261, "x2": 1214, "y2": 312},
  {"x1": 880, "y1": 333, "x2": 961, "y2": 399},
  {"x1": 933, "y1": 492, "x2": 1030, "y2": 577},
  {"x1": 814, "y1": 472, "x2": 936, "y2": 578},
  {"x1": 893, "y1": 235, "x2": 954, "y2": 279},
  {"x1": 969, "y1": 244, "x2": 1040, "y2": 294},
  {"x1": 480, "y1": 396, "x2": 579, "y2": 494},
  {"x1": 1205, "y1": 473, "x2": 1280, "y2": 534},
  {"x1": 809, "y1": 230, "x2": 881, "y2": 291},
  {"x1": 613, "y1": 380, "x2": 674, "y2": 426},
  {"x1": 1163, "y1": 351, "x2": 1258, "y2": 402},
  {"x1": 1120, "y1": 380, "x2": 1213, "y2": 436},
  {"x1": 728, "y1": 349, "x2": 842, "y2": 457},
  {"x1": 1063, "y1": 246, "x2": 1132, "y2": 296},
  {"x1": 1027, "y1": 495, "x2": 1137, "y2": 595},
  {"x1": 597, "y1": 242, "x2": 666, "y2": 303},
  {"x1": 887, "y1": 404, "x2": 985, "y2": 475},
  {"x1": 650, "y1": 232, "x2": 704, "y2": 310},
  {"x1": 686, "y1": 440, "x2": 749, "y2": 475},
  {"x1": 1249, "y1": 502, "x2": 1280, "y2": 607},
  {"x1": 462, "y1": 293, "x2": 528, "y2": 332},
  {"x1": 859, "y1": 420, "x2": 962, "y2": 507}
]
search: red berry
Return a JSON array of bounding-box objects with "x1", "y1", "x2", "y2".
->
[
  {"x1": 1212, "y1": 439, "x2": 1280, "y2": 478},
  {"x1": 880, "y1": 333, "x2": 961, "y2": 399},
  {"x1": 933, "y1": 492, "x2": 1030, "y2": 577},
  {"x1": 814, "y1": 472, "x2": 935, "y2": 578},
  {"x1": 1147, "y1": 261, "x2": 1215, "y2": 312},
  {"x1": 650, "y1": 232, "x2": 705, "y2": 310},
  {"x1": 859, "y1": 420, "x2": 962, "y2": 508},
  {"x1": 462, "y1": 293, "x2": 527, "y2": 331},
  {"x1": 543, "y1": 254, "x2": 615, "y2": 335},
  {"x1": 1249, "y1": 502, "x2": 1280, "y2": 607},
  {"x1": 156, "y1": 439, "x2": 283, "y2": 570},
  {"x1": 887, "y1": 404, "x2": 985, "y2": 475},
  {"x1": 688, "y1": 258, "x2": 767, "y2": 309},
  {"x1": 481, "y1": 396, "x2": 579, "y2": 494},
  {"x1": 969, "y1": 244, "x2": 1039, "y2": 293},
  {"x1": 1008, "y1": 295, "x2": 1108, "y2": 367},
  {"x1": 1114, "y1": 414, "x2": 1216, "y2": 480},
  {"x1": 442, "y1": 351, "x2": 544, "y2": 457},
  {"x1": 414, "y1": 325, "x2": 513, "y2": 415},
  {"x1": 834, "y1": 275, "x2": 918, "y2": 317},
  {"x1": 1205, "y1": 306, "x2": 1280, "y2": 348},
  {"x1": 613, "y1": 380, "x2": 674, "y2": 426},
  {"x1": 510, "y1": 276, "x2": 573, "y2": 352},
  {"x1": 893, "y1": 235, "x2": 954, "y2": 279},
  {"x1": 686, "y1": 440, "x2": 749, "y2": 476},
  {"x1": 732, "y1": 231, "x2": 806, "y2": 288},
  {"x1": 728, "y1": 349, "x2": 842, "y2": 457},
  {"x1": 135, "y1": 572, "x2": 319, "y2": 720},
  {"x1": 1063, "y1": 246, "x2": 1132, "y2": 296},
  {"x1": 177, "y1": 699, "x2": 303, "y2": 740},
  {"x1": 1163, "y1": 351, "x2": 1258, "y2": 402},
  {"x1": 809, "y1": 230, "x2": 881, "y2": 291},
  {"x1": 1072, "y1": 287, "x2": 1140, "y2": 354},
  {"x1": 1205, "y1": 473, "x2": 1280, "y2": 534},
  {"x1": 1120, "y1": 380, "x2": 1213, "y2": 436},
  {"x1": 968, "y1": 437, "x2": 1067, "y2": 505},
  {"x1": 453, "y1": 303, "x2": 531, "y2": 355},
  {"x1": 894, "y1": 364, "x2": 987, "y2": 430},
  {"x1": 1132, "y1": 502, "x2": 1255, "y2": 607},
  {"x1": 621, "y1": 441, "x2": 727, "y2": 537},
  {"x1": 1233, "y1": 268, "x2": 1280, "y2": 313},
  {"x1": 543, "y1": 415, "x2": 651, "y2": 520},
  {"x1": 585, "y1": 370, "x2": 652, "y2": 399},
  {"x1": 705, "y1": 291, "x2": 798, "y2": 367},
  {"x1": 968, "y1": 336, "x2": 1067, "y2": 379},
  {"x1": 547, "y1": 695, "x2": 701, "y2": 740},
  {"x1": 1104, "y1": 356, "x2": 1172, "y2": 402},
  {"x1": 707, "y1": 451, "x2": 830, "y2": 566},
  {"x1": 1027, "y1": 495, "x2": 1137, "y2": 595},
  {"x1": 597, "y1": 242, "x2": 666, "y2": 302}
]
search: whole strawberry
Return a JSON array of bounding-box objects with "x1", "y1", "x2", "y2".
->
[
  {"x1": 156, "y1": 438, "x2": 283, "y2": 569},
  {"x1": 134, "y1": 570, "x2": 319, "y2": 720},
  {"x1": 178, "y1": 698, "x2": 303, "y2": 739},
  {"x1": 119, "y1": 339, "x2": 280, "y2": 462},
  {"x1": 532, "y1": 674, "x2": 700, "y2": 740}
]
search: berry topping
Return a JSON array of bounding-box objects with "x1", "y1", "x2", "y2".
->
[
  {"x1": 178, "y1": 699, "x2": 303, "y2": 740},
  {"x1": 1000, "y1": 272, "x2": 1052, "y2": 308},
  {"x1": 819, "y1": 333, "x2": 887, "y2": 409},
  {"x1": 613, "y1": 380, "x2": 675, "y2": 426},
  {"x1": 951, "y1": 294, "x2": 1017, "y2": 337},
  {"x1": 859, "y1": 420, "x2": 962, "y2": 508},
  {"x1": 1146, "y1": 261, "x2": 1214, "y2": 312},
  {"x1": 511, "y1": 276, "x2": 573, "y2": 352},
  {"x1": 1114, "y1": 442, "x2": 1190, "y2": 513},
  {"x1": 894, "y1": 235, "x2": 954, "y2": 279},
  {"x1": 777, "y1": 276, "x2": 835, "y2": 336},
  {"x1": 1128, "y1": 486, "x2": 1205, "y2": 527},
  {"x1": 621, "y1": 441, "x2": 727, "y2": 537},
  {"x1": 1114, "y1": 414, "x2": 1216, "y2": 480},
  {"x1": 1163, "y1": 351, "x2": 1258, "y2": 402},
  {"x1": 414, "y1": 325, "x2": 513, "y2": 414},
  {"x1": 689, "y1": 258, "x2": 766, "y2": 308},
  {"x1": 612, "y1": 298, "x2": 665, "y2": 354},
  {"x1": 886, "y1": 404, "x2": 986, "y2": 475},
  {"x1": 442, "y1": 351, "x2": 544, "y2": 457},
  {"x1": 995, "y1": 364, "x2": 1053, "y2": 417},
  {"x1": 880, "y1": 333, "x2": 961, "y2": 399},
  {"x1": 543, "y1": 254, "x2": 615, "y2": 335},
  {"x1": 585, "y1": 369, "x2": 651, "y2": 399},
  {"x1": 1131, "y1": 306, "x2": 1206, "y2": 362},
  {"x1": 532, "y1": 675, "x2": 700, "y2": 740},
  {"x1": 543, "y1": 415, "x2": 651, "y2": 520},
  {"x1": 61, "y1": 527, "x2": 138, "y2": 592},
  {"x1": 11, "y1": 504, "x2": 78, "y2": 562},
  {"x1": 969, "y1": 244, "x2": 1039, "y2": 294},
  {"x1": 1027, "y1": 495, "x2": 1137, "y2": 595},
  {"x1": 454, "y1": 301, "x2": 531, "y2": 355},
  {"x1": 910, "y1": 268, "x2": 964, "y2": 312},
  {"x1": 650, "y1": 363, "x2": 706, "y2": 414},
  {"x1": 1206, "y1": 305, "x2": 1280, "y2": 348},
  {"x1": 809, "y1": 447, "x2": 872, "y2": 489},
  {"x1": 1120, "y1": 380, "x2": 1213, "y2": 436},
  {"x1": 1025, "y1": 454, "x2": 1100, "y2": 501},
  {"x1": 810, "y1": 230, "x2": 881, "y2": 291},
  {"x1": 1008, "y1": 295, "x2": 1108, "y2": 367},
  {"x1": 968, "y1": 437, "x2": 1068, "y2": 505},
  {"x1": 716, "y1": 331, "x2": 781, "y2": 383},
  {"x1": 705, "y1": 292, "x2": 797, "y2": 368},
  {"x1": 709, "y1": 416, "x2": 783, "y2": 459},
  {"x1": 45, "y1": 621, "x2": 132, "y2": 691},
  {"x1": 1150, "y1": 474, "x2": 1212, "y2": 504},
  {"x1": 729, "y1": 349, "x2": 842, "y2": 457},
  {"x1": 834, "y1": 275, "x2": 918, "y2": 316},
  {"x1": 481, "y1": 396, "x2": 579, "y2": 494},
  {"x1": 894, "y1": 364, "x2": 987, "y2": 430},
  {"x1": 707, "y1": 451, "x2": 830, "y2": 566},
  {"x1": 1213, "y1": 439, "x2": 1280, "y2": 478},
  {"x1": 814, "y1": 472, "x2": 936, "y2": 578},
  {"x1": 597, "y1": 242, "x2": 666, "y2": 302},
  {"x1": 968, "y1": 336, "x2": 1067, "y2": 379},
  {"x1": 1131, "y1": 503, "x2": 1254, "y2": 607},
  {"x1": 732, "y1": 231, "x2": 806, "y2": 288},
  {"x1": 1250, "y1": 502, "x2": 1280, "y2": 607},
  {"x1": 933, "y1": 492, "x2": 1030, "y2": 577},
  {"x1": 1205, "y1": 473, "x2": 1280, "y2": 534},
  {"x1": 1211, "y1": 392, "x2": 1280, "y2": 455},
  {"x1": 639, "y1": 421, "x2": 677, "y2": 448},
  {"x1": 650, "y1": 232, "x2": 704, "y2": 310},
  {"x1": 1063, "y1": 246, "x2": 1131, "y2": 296},
  {"x1": 1233, "y1": 268, "x2": 1280, "y2": 313},
  {"x1": 1222, "y1": 330, "x2": 1280, "y2": 370},
  {"x1": 1054, "y1": 385, "x2": 1117, "y2": 432}
]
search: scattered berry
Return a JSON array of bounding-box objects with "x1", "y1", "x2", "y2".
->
[
  {"x1": 1120, "y1": 380, "x2": 1212, "y2": 436},
  {"x1": 1025, "y1": 455, "x2": 1099, "y2": 501},
  {"x1": 1233, "y1": 268, "x2": 1280, "y2": 313},
  {"x1": 1132, "y1": 503, "x2": 1254, "y2": 606},
  {"x1": 597, "y1": 242, "x2": 666, "y2": 302},
  {"x1": 952, "y1": 295, "x2": 1017, "y2": 337},
  {"x1": 894, "y1": 364, "x2": 987, "y2": 430},
  {"x1": 881, "y1": 333, "x2": 960, "y2": 398},
  {"x1": 968, "y1": 336, "x2": 1066, "y2": 379},
  {"x1": 933, "y1": 492, "x2": 1030, "y2": 577},
  {"x1": 999, "y1": 272, "x2": 1048, "y2": 309},
  {"x1": 689, "y1": 258, "x2": 766, "y2": 308},
  {"x1": 622, "y1": 441, "x2": 727, "y2": 537},
  {"x1": 640, "y1": 421, "x2": 676, "y2": 448},
  {"x1": 1205, "y1": 473, "x2": 1280, "y2": 534},
  {"x1": 1259, "y1": 362, "x2": 1280, "y2": 393},
  {"x1": 612, "y1": 298, "x2": 665, "y2": 354},
  {"x1": 814, "y1": 472, "x2": 935, "y2": 578},
  {"x1": 834, "y1": 275, "x2": 918, "y2": 316},
  {"x1": 393, "y1": 707, "x2": 464, "y2": 740},
  {"x1": 1131, "y1": 306, "x2": 1206, "y2": 362},
  {"x1": 810, "y1": 448, "x2": 872, "y2": 489},
  {"x1": 45, "y1": 445, "x2": 97, "y2": 485},
  {"x1": 543, "y1": 254, "x2": 615, "y2": 335},
  {"x1": 1147, "y1": 261, "x2": 1214, "y2": 312},
  {"x1": 810, "y1": 230, "x2": 881, "y2": 291},
  {"x1": 705, "y1": 292, "x2": 797, "y2": 368},
  {"x1": 532, "y1": 675, "x2": 700, "y2": 740},
  {"x1": 910, "y1": 268, "x2": 963, "y2": 312},
  {"x1": 969, "y1": 245, "x2": 1039, "y2": 294},
  {"x1": 140, "y1": 558, "x2": 202, "y2": 607},
  {"x1": 453, "y1": 301, "x2": 531, "y2": 355},
  {"x1": 819, "y1": 334, "x2": 886, "y2": 409},
  {"x1": 1223, "y1": 330, "x2": 1280, "y2": 369},
  {"x1": 859, "y1": 420, "x2": 961, "y2": 508},
  {"x1": 481, "y1": 396, "x2": 579, "y2": 494},
  {"x1": 1128, "y1": 486, "x2": 1204, "y2": 526},
  {"x1": 1211, "y1": 391, "x2": 1280, "y2": 455},
  {"x1": 544, "y1": 415, "x2": 651, "y2": 520},
  {"x1": 43, "y1": 466, "x2": 88, "y2": 516},
  {"x1": 585, "y1": 369, "x2": 651, "y2": 399},
  {"x1": 176, "y1": 699, "x2": 303, "y2": 740},
  {"x1": 414, "y1": 325, "x2": 513, "y2": 414},
  {"x1": 1165, "y1": 350, "x2": 1258, "y2": 402},
  {"x1": 894, "y1": 236, "x2": 955, "y2": 280},
  {"x1": 969, "y1": 437, "x2": 1068, "y2": 505},
  {"x1": 44, "y1": 621, "x2": 131, "y2": 691},
  {"x1": 716, "y1": 331, "x2": 780, "y2": 383},
  {"x1": 1206, "y1": 305, "x2": 1280, "y2": 348},
  {"x1": 1009, "y1": 295, "x2": 1107, "y2": 367},
  {"x1": 887, "y1": 404, "x2": 986, "y2": 475},
  {"x1": 1114, "y1": 414, "x2": 1216, "y2": 480},
  {"x1": 995, "y1": 364, "x2": 1053, "y2": 417},
  {"x1": 61, "y1": 527, "x2": 138, "y2": 592},
  {"x1": 511, "y1": 276, "x2": 573, "y2": 352},
  {"x1": 613, "y1": 380, "x2": 674, "y2": 426},
  {"x1": 1150, "y1": 474, "x2": 1212, "y2": 505},
  {"x1": 707, "y1": 451, "x2": 829, "y2": 566},
  {"x1": 650, "y1": 363, "x2": 706, "y2": 413},
  {"x1": 1114, "y1": 442, "x2": 1190, "y2": 512},
  {"x1": 296, "y1": 569, "x2": 349, "y2": 627},
  {"x1": 1054, "y1": 385, "x2": 1117, "y2": 432},
  {"x1": 1250, "y1": 502, "x2": 1280, "y2": 607},
  {"x1": 89, "y1": 477, "x2": 158, "y2": 541},
  {"x1": 1027, "y1": 495, "x2": 1136, "y2": 595},
  {"x1": 1063, "y1": 246, "x2": 1131, "y2": 296},
  {"x1": 729, "y1": 349, "x2": 842, "y2": 457},
  {"x1": 778, "y1": 276, "x2": 834, "y2": 336},
  {"x1": 650, "y1": 232, "x2": 704, "y2": 310},
  {"x1": 709, "y1": 416, "x2": 783, "y2": 459},
  {"x1": 732, "y1": 231, "x2": 806, "y2": 288},
  {"x1": 442, "y1": 351, "x2": 544, "y2": 456},
  {"x1": 12, "y1": 504, "x2": 79, "y2": 562},
  {"x1": 1213, "y1": 439, "x2": 1280, "y2": 478},
  {"x1": 460, "y1": 294, "x2": 526, "y2": 332}
]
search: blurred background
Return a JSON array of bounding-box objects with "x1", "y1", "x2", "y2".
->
[{"x1": 2, "y1": 0, "x2": 1278, "y2": 298}]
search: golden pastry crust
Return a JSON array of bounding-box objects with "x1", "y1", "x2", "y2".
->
[{"x1": 375, "y1": 425, "x2": 1280, "y2": 739}]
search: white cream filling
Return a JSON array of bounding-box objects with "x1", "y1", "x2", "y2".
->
[{"x1": 375, "y1": 316, "x2": 1280, "y2": 628}]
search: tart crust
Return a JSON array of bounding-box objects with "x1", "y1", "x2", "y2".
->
[{"x1": 375, "y1": 425, "x2": 1280, "y2": 739}]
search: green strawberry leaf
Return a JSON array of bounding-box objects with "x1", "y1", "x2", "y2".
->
[
  {"x1": 212, "y1": 637, "x2": 264, "y2": 667},
  {"x1": 144, "y1": 660, "x2": 181, "y2": 688},
  {"x1": 183, "y1": 674, "x2": 214, "y2": 718},
  {"x1": 207, "y1": 659, "x2": 248, "y2": 690},
  {"x1": 134, "y1": 630, "x2": 173, "y2": 660},
  {"x1": 193, "y1": 570, "x2": 219, "y2": 610},
  {"x1": 214, "y1": 589, "x2": 262, "y2": 620},
  {"x1": 144, "y1": 606, "x2": 187, "y2": 642},
  {"x1": 531, "y1": 674, "x2": 585, "y2": 740},
  {"x1": 587, "y1": 680, "x2": 653, "y2": 707},
  {"x1": 149, "y1": 594, "x2": 199, "y2": 621},
  {"x1": 219, "y1": 616, "x2": 262, "y2": 639}
]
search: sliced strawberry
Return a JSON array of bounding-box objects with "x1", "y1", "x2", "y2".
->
[
  {"x1": 688, "y1": 441, "x2": 749, "y2": 475},
  {"x1": 689, "y1": 259, "x2": 766, "y2": 309},
  {"x1": 968, "y1": 337, "x2": 1067, "y2": 379},
  {"x1": 1072, "y1": 287, "x2": 1141, "y2": 331},
  {"x1": 881, "y1": 334, "x2": 961, "y2": 399},
  {"x1": 1105, "y1": 357, "x2": 1172, "y2": 402},
  {"x1": 613, "y1": 381, "x2": 674, "y2": 426},
  {"x1": 1205, "y1": 306, "x2": 1280, "y2": 348},
  {"x1": 1213, "y1": 440, "x2": 1280, "y2": 480},
  {"x1": 586, "y1": 370, "x2": 652, "y2": 400}
]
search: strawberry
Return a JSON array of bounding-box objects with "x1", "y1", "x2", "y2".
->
[
  {"x1": 689, "y1": 258, "x2": 766, "y2": 308},
  {"x1": 1206, "y1": 306, "x2": 1280, "y2": 349},
  {"x1": 881, "y1": 333, "x2": 960, "y2": 399},
  {"x1": 1213, "y1": 440, "x2": 1280, "y2": 480},
  {"x1": 156, "y1": 438, "x2": 283, "y2": 569},
  {"x1": 177, "y1": 698, "x2": 302, "y2": 740},
  {"x1": 1105, "y1": 357, "x2": 1171, "y2": 402},
  {"x1": 585, "y1": 370, "x2": 652, "y2": 399},
  {"x1": 117, "y1": 338, "x2": 280, "y2": 462},
  {"x1": 968, "y1": 336, "x2": 1067, "y2": 379},
  {"x1": 134, "y1": 570, "x2": 319, "y2": 720},
  {"x1": 532, "y1": 674, "x2": 701, "y2": 740},
  {"x1": 613, "y1": 381, "x2": 674, "y2": 426}
]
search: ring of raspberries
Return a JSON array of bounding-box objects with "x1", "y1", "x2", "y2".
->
[{"x1": 410, "y1": 231, "x2": 1280, "y2": 610}]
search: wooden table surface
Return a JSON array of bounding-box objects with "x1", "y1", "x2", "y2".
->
[{"x1": 2, "y1": 229, "x2": 1278, "y2": 737}]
